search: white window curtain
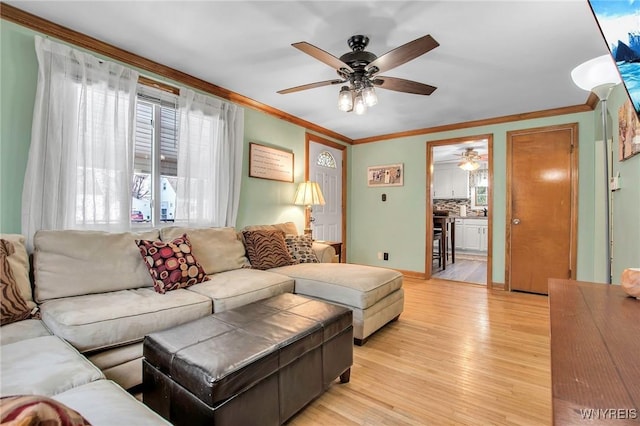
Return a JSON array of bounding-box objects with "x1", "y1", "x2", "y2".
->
[
  {"x1": 22, "y1": 36, "x2": 139, "y2": 248},
  {"x1": 175, "y1": 89, "x2": 244, "y2": 227}
]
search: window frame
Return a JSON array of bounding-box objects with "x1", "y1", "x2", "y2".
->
[{"x1": 131, "y1": 85, "x2": 179, "y2": 228}]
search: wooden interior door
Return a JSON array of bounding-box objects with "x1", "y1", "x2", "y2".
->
[{"x1": 506, "y1": 124, "x2": 578, "y2": 294}]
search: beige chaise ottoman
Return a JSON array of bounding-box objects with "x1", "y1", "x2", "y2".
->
[{"x1": 271, "y1": 263, "x2": 404, "y2": 344}]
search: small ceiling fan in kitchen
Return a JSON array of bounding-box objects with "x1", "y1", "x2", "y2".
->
[
  {"x1": 277, "y1": 34, "x2": 439, "y2": 115},
  {"x1": 456, "y1": 148, "x2": 487, "y2": 171}
]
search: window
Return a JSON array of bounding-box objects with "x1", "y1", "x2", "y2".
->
[
  {"x1": 132, "y1": 86, "x2": 179, "y2": 225},
  {"x1": 316, "y1": 150, "x2": 337, "y2": 168}
]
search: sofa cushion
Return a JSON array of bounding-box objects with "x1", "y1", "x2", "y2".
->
[
  {"x1": 0, "y1": 394, "x2": 90, "y2": 425},
  {"x1": 136, "y1": 234, "x2": 208, "y2": 294},
  {"x1": 311, "y1": 241, "x2": 337, "y2": 263},
  {"x1": 0, "y1": 335, "x2": 104, "y2": 397},
  {"x1": 33, "y1": 229, "x2": 160, "y2": 302},
  {"x1": 1, "y1": 239, "x2": 32, "y2": 325},
  {"x1": 39, "y1": 288, "x2": 212, "y2": 353},
  {"x1": 186, "y1": 268, "x2": 294, "y2": 313},
  {"x1": 272, "y1": 263, "x2": 403, "y2": 310},
  {"x1": 53, "y1": 380, "x2": 171, "y2": 425},
  {"x1": 285, "y1": 234, "x2": 319, "y2": 263},
  {"x1": 242, "y1": 222, "x2": 299, "y2": 236},
  {"x1": 161, "y1": 226, "x2": 247, "y2": 274},
  {"x1": 243, "y1": 229, "x2": 297, "y2": 270},
  {"x1": 0, "y1": 319, "x2": 51, "y2": 346},
  {"x1": 0, "y1": 234, "x2": 36, "y2": 309}
]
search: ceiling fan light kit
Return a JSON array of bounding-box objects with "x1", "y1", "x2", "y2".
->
[
  {"x1": 459, "y1": 160, "x2": 481, "y2": 171},
  {"x1": 353, "y1": 92, "x2": 367, "y2": 115},
  {"x1": 278, "y1": 34, "x2": 439, "y2": 115},
  {"x1": 338, "y1": 86, "x2": 353, "y2": 111},
  {"x1": 457, "y1": 147, "x2": 484, "y2": 171}
]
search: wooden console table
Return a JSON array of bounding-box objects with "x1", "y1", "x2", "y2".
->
[{"x1": 549, "y1": 278, "x2": 640, "y2": 425}]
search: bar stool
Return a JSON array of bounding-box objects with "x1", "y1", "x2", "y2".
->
[{"x1": 433, "y1": 229, "x2": 444, "y2": 268}]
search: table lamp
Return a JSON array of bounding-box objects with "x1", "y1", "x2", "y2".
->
[{"x1": 293, "y1": 181, "x2": 325, "y2": 238}]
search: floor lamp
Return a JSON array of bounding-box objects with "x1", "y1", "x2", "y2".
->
[{"x1": 571, "y1": 54, "x2": 621, "y2": 284}]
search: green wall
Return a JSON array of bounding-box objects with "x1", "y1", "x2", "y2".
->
[
  {"x1": 609, "y1": 86, "x2": 640, "y2": 283},
  {"x1": 0, "y1": 21, "x2": 38, "y2": 233},
  {"x1": 236, "y1": 108, "x2": 308, "y2": 229},
  {"x1": 2, "y1": 19, "x2": 638, "y2": 285},
  {"x1": 348, "y1": 112, "x2": 601, "y2": 283},
  {"x1": 347, "y1": 83, "x2": 638, "y2": 284}
]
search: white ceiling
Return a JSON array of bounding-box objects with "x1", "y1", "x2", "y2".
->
[{"x1": 7, "y1": 1, "x2": 609, "y2": 141}]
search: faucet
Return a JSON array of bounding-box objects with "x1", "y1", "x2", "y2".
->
[{"x1": 483, "y1": 208, "x2": 488, "y2": 217}]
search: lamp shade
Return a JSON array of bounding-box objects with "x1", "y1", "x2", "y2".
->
[
  {"x1": 362, "y1": 85, "x2": 378, "y2": 107},
  {"x1": 293, "y1": 181, "x2": 325, "y2": 206},
  {"x1": 353, "y1": 93, "x2": 367, "y2": 115},
  {"x1": 571, "y1": 54, "x2": 621, "y2": 98},
  {"x1": 459, "y1": 160, "x2": 480, "y2": 171},
  {"x1": 338, "y1": 86, "x2": 353, "y2": 112}
]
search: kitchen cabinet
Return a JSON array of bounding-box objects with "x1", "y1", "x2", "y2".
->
[
  {"x1": 433, "y1": 163, "x2": 469, "y2": 199},
  {"x1": 454, "y1": 219, "x2": 464, "y2": 250},
  {"x1": 460, "y1": 218, "x2": 488, "y2": 252}
]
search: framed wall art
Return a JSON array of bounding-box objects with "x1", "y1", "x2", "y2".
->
[
  {"x1": 249, "y1": 142, "x2": 294, "y2": 182},
  {"x1": 619, "y1": 99, "x2": 640, "y2": 161},
  {"x1": 367, "y1": 163, "x2": 403, "y2": 187}
]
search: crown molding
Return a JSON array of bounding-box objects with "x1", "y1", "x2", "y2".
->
[{"x1": 352, "y1": 103, "x2": 594, "y2": 144}]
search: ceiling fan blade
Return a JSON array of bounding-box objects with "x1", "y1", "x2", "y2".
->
[
  {"x1": 277, "y1": 79, "x2": 345, "y2": 94},
  {"x1": 366, "y1": 35, "x2": 439, "y2": 74},
  {"x1": 373, "y1": 76, "x2": 437, "y2": 95},
  {"x1": 292, "y1": 42, "x2": 354, "y2": 73}
]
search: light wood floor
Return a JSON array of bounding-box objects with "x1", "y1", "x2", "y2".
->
[
  {"x1": 288, "y1": 277, "x2": 551, "y2": 425},
  {"x1": 432, "y1": 258, "x2": 487, "y2": 285}
]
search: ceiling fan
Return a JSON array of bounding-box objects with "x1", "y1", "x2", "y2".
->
[
  {"x1": 456, "y1": 148, "x2": 487, "y2": 161},
  {"x1": 456, "y1": 148, "x2": 487, "y2": 171},
  {"x1": 277, "y1": 34, "x2": 439, "y2": 114}
]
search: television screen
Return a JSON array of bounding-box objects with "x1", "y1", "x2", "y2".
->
[{"x1": 588, "y1": 0, "x2": 640, "y2": 115}]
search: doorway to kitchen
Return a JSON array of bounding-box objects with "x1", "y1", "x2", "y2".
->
[{"x1": 426, "y1": 135, "x2": 493, "y2": 288}]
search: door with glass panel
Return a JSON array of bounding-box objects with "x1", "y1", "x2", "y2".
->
[{"x1": 308, "y1": 137, "x2": 344, "y2": 243}]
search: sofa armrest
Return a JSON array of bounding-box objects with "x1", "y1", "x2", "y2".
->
[{"x1": 312, "y1": 242, "x2": 336, "y2": 263}]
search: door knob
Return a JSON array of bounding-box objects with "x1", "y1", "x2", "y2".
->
[{"x1": 512, "y1": 218, "x2": 521, "y2": 225}]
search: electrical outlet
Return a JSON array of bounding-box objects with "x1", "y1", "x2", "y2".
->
[
  {"x1": 383, "y1": 252, "x2": 389, "y2": 261},
  {"x1": 377, "y1": 252, "x2": 383, "y2": 260}
]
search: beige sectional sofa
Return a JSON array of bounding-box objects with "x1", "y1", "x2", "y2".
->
[
  {"x1": 1, "y1": 222, "x2": 403, "y2": 424},
  {"x1": 1, "y1": 319, "x2": 170, "y2": 425}
]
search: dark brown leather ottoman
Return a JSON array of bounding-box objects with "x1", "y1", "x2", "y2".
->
[{"x1": 142, "y1": 293, "x2": 353, "y2": 425}]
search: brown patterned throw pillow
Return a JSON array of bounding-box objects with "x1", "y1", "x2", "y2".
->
[
  {"x1": 284, "y1": 234, "x2": 319, "y2": 263},
  {"x1": 136, "y1": 234, "x2": 209, "y2": 294},
  {"x1": 1, "y1": 239, "x2": 32, "y2": 325},
  {"x1": 0, "y1": 395, "x2": 91, "y2": 425},
  {"x1": 243, "y1": 229, "x2": 298, "y2": 270}
]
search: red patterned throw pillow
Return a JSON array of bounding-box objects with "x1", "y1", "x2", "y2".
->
[
  {"x1": 0, "y1": 395, "x2": 91, "y2": 425},
  {"x1": 136, "y1": 234, "x2": 208, "y2": 294}
]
